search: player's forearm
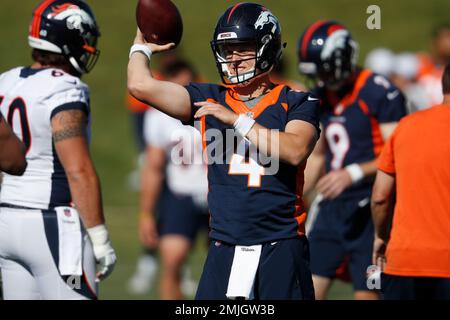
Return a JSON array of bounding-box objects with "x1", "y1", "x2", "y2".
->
[
  {"x1": 139, "y1": 165, "x2": 164, "y2": 216},
  {"x1": 359, "y1": 159, "x2": 378, "y2": 178},
  {"x1": 247, "y1": 123, "x2": 316, "y2": 166},
  {"x1": 371, "y1": 197, "x2": 393, "y2": 242},
  {"x1": 0, "y1": 135, "x2": 27, "y2": 175},
  {"x1": 127, "y1": 54, "x2": 191, "y2": 122},
  {"x1": 303, "y1": 153, "x2": 325, "y2": 195},
  {"x1": 66, "y1": 165, "x2": 105, "y2": 228},
  {"x1": 371, "y1": 173, "x2": 395, "y2": 241}
]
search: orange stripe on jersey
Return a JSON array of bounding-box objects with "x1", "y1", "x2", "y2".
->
[
  {"x1": 294, "y1": 163, "x2": 307, "y2": 236},
  {"x1": 332, "y1": 69, "x2": 373, "y2": 115},
  {"x1": 359, "y1": 99, "x2": 384, "y2": 156},
  {"x1": 32, "y1": 0, "x2": 55, "y2": 38},
  {"x1": 225, "y1": 84, "x2": 285, "y2": 118},
  {"x1": 281, "y1": 102, "x2": 288, "y2": 112},
  {"x1": 199, "y1": 115, "x2": 208, "y2": 164}
]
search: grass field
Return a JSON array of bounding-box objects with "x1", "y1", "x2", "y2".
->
[{"x1": 0, "y1": 0, "x2": 449, "y2": 300}]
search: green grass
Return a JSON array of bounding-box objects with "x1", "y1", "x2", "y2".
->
[{"x1": 1, "y1": 0, "x2": 448, "y2": 300}]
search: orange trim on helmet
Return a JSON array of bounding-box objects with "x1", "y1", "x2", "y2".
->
[
  {"x1": 227, "y1": 3, "x2": 244, "y2": 23},
  {"x1": 83, "y1": 44, "x2": 96, "y2": 53},
  {"x1": 31, "y1": 0, "x2": 56, "y2": 38},
  {"x1": 300, "y1": 20, "x2": 326, "y2": 59}
]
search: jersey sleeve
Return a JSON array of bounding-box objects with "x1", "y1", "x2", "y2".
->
[
  {"x1": 286, "y1": 91, "x2": 321, "y2": 136},
  {"x1": 183, "y1": 82, "x2": 207, "y2": 126},
  {"x1": 367, "y1": 75, "x2": 407, "y2": 123},
  {"x1": 43, "y1": 77, "x2": 90, "y2": 120}
]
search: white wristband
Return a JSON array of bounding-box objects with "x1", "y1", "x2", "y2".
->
[
  {"x1": 345, "y1": 164, "x2": 364, "y2": 184},
  {"x1": 129, "y1": 44, "x2": 152, "y2": 61},
  {"x1": 233, "y1": 114, "x2": 255, "y2": 137},
  {"x1": 86, "y1": 224, "x2": 110, "y2": 247}
]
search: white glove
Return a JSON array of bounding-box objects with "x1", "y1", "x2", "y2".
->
[{"x1": 86, "y1": 224, "x2": 117, "y2": 282}]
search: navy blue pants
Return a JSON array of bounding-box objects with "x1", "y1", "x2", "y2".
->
[
  {"x1": 195, "y1": 237, "x2": 315, "y2": 300},
  {"x1": 381, "y1": 273, "x2": 450, "y2": 300},
  {"x1": 157, "y1": 187, "x2": 209, "y2": 242},
  {"x1": 308, "y1": 198, "x2": 374, "y2": 290}
]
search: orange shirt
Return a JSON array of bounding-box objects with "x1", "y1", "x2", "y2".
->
[{"x1": 378, "y1": 104, "x2": 450, "y2": 278}]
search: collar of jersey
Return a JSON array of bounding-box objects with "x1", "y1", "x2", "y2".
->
[{"x1": 225, "y1": 84, "x2": 285, "y2": 119}]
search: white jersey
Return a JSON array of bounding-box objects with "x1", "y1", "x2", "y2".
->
[
  {"x1": 0, "y1": 67, "x2": 90, "y2": 209},
  {"x1": 144, "y1": 109, "x2": 208, "y2": 205}
]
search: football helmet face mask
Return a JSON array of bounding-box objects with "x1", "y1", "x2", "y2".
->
[
  {"x1": 28, "y1": 0, "x2": 100, "y2": 74},
  {"x1": 211, "y1": 2, "x2": 285, "y2": 86},
  {"x1": 297, "y1": 20, "x2": 359, "y2": 90}
]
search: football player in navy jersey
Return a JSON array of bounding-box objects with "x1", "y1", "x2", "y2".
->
[
  {"x1": 128, "y1": 3, "x2": 320, "y2": 300},
  {"x1": 298, "y1": 20, "x2": 407, "y2": 299}
]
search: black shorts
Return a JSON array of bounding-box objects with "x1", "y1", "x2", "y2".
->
[
  {"x1": 308, "y1": 198, "x2": 374, "y2": 290},
  {"x1": 381, "y1": 273, "x2": 450, "y2": 300}
]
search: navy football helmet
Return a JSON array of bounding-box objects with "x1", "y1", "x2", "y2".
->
[
  {"x1": 28, "y1": 0, "x2": 100, "y2": 74},
  {"x1": 211, "y1": 2, "x2": 285, "y2": 85},
  {"x1": 297, "y1": 20, "x2": 359, "y2": 89}
]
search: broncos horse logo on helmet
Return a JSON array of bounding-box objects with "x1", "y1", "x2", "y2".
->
[
  {"x1": 254, "y1": 11, "x2": 278, "y2": 33},
  {"x1": 297, "y1": 20, "x2": 359, "y2": 90},
  {"x1": 28, "y1": 0, "x2": 100, "y2": 74},
  {"x1": 211, "y1": 2, "x2": 285, "y2": 85}
]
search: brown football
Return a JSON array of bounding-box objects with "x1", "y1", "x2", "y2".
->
[{"x1": 136, "y1": 0, "x2": 183, "y2": 46}]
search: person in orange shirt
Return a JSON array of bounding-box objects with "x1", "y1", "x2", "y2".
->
[{"x1": 372, "y1": 63, "x2": 450, "y2": 300}]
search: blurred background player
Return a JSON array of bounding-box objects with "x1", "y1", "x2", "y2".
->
[
  {"x1": 0, "y1": 113, "x2": 27, "y2": 176},
  {"x1": 128, "y1": 56, "x2": 208, "y2": 298},
  {"x1": 416, "y1": 24, "x2": 450, "y2": 109},
  {"x1": 125, "y1": 51, "x2": 180, "y2": 192},
  {"x1": 270, "y1": 56, "x2": 306, "y2": 92},
  {"x1": 125, "y1": 53, "x2": 177, "y2": 295},
  {"x1": 128, "y1": 3, "x2": 320, "y2": 300},
  {"x1": 298, "y1": 20, "x2": 407, "y2": 300},
  {"x1": 0, "y1": 0, "x2": 116, "y2": 299},
  {"x1": 364, "y1": 48, "x2": 428, "y2": 114},
  {"x1": 364, "y1": 48, "x2": 395, "y2": 79},
  {"x1": 372, "y1": 63, "x2": 450, "y2": 300},
  {"x1": 390, "y1": 53, "x2": 428, "y2": 113}
]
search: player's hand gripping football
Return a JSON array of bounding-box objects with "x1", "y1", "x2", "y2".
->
[
  {"x1": 194, "y1": 101, "x2": 239, "y2": 125},
  {"x1": 134, "y1": 28, "x2": 175, "y2": 54},
  {"x1": 87, "y1": 224, "x2": 117, "y2": 282}
]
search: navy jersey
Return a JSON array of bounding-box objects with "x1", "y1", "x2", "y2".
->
[
  {"x1": 185, "y1": 83, "x2": 320, "y2": 245},
  {"x1": 314, "y1": 69, "x2": 407, "y2": 199}
]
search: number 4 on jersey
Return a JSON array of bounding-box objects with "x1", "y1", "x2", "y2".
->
[{"x1": 228, "y1": 138, "x2": 265, "y2": 187}]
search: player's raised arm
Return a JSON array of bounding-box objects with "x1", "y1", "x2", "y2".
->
[
  {"x1": 0, "y1": 113, "x2": 27, "y2": 175},
  {"x1": 127, "y1": 29, "x2": 192, "y2": 122}
]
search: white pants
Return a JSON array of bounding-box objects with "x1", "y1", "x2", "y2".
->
[{"x1": 0, "y1": 207, "x2": 97, "y2": 300}]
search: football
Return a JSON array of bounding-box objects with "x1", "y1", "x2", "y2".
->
[{"x1": 136, "y1": 0, "x2": 183, "y2": 47}]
